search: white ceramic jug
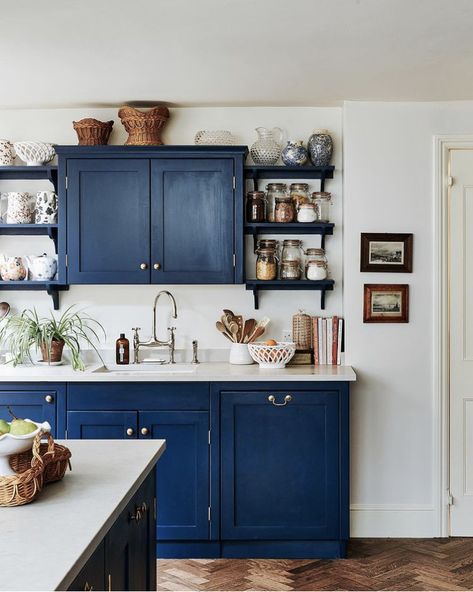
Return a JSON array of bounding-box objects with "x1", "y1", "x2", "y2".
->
[
  {"x1": 26, "y1": 254, "x2": 57, "y2": 281},
  {"x1": 0, "y1": 255, "x2": 28, "y2": 281},
  {"x1": 35, "y1": 191, "x2": 58, "y2": 224},
  {"x1": 2, "y1": 192, "x2": 34, "y2": 224}
]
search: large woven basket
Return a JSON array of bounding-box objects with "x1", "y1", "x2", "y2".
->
[
  {"x1": 73, "y1": 118, "x2": 114, "y2": 145},
  {"x1": 118, "y1": 106, "x2": 169, "y2": 145},
  {"x1": 0, "y1": 431, "x2": 71, "y2": 507}
]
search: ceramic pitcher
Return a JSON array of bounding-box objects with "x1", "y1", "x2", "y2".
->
[
  {"x1": 250, "y1": 127, "x2": 283, "y2": 165},
  {"x1": 35, "y1": 191, "x2": 58, "y2": 224},
  {"x1": 26, "y1": 254, "x2": 57, "y2": 281},
  {"x1": 2, "y1": 192, "x2": 34, "y2": 224},
  {"x1": 0, "y1": 255, "x2": 28, "y2": 281},
  {"x1": 0, "y1": 140, "x2": 14, "y2": 166}
]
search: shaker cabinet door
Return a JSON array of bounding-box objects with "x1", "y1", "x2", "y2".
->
[
  {"x1": 150, "y1": 158, "x2": 235, "y2": 284},
  {"x1": 67, "y1": 158, "x2": 150, "y2": 284},
  {"x1": 67, "y1": 411, "x2": 138, "y2": 439}
]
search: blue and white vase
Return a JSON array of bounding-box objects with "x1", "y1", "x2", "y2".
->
[
  {"x1": 281, "y1": 140, "x2": 308, "y2": 167},
  {"x1": 307, "y1": 129, "x2": 333, "y2": 166}
]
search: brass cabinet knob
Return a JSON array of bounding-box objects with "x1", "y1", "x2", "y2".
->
[
  {"x1": 126, "y1": 427, "x2": 134, "y2": 436},
  {"x1": 141, "y1": 427, "x2": 149, "y2": 436},
  {"x1": 153, "y1": 263, "x2": 161, "y2": 270},
  {"x1": 45, "y1": 395, "x2": 54, "y2": 403},
  {"x1": 140, "y1": 263, "x2": 148, "y2": 270}
]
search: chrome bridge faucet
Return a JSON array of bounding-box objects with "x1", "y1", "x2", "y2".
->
[{"x1": 132, "y1": 290, "x2": 178, "y2": 364}]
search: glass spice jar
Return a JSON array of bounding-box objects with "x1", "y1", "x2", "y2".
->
[
  {"x1": 282, "y1": 239, "x2": 303, "y2": 263},
  {"x1": 311, "y1": 191, "x2": 332, "y2": 222},
  {"x1": 281, "y1": 259, "x2": 301, "y2": 280},
  {"x1": 258, "y1": 239, "x2": 280, "y2": 258},
  {"x1": 265, "y1": 183, "x2": 287, "y2": 222},
  {"x1": 297, "y1": 203, "x2": 317, "y2": 223},
  {"x1": 306, "y1": 260, "x2": 327, "y2": 281},
  {"x1": 290, "y1": 183, "x2": 310, "y2": 209},
  {"x1": 246, "y1": 191, "x2": 266, "y2": 223},
  {"x1": 305, "y1": 247, "x2": 327, "y2": 266},
  {"x1": 256, "y1": 248, "x2": 278, "y2": 280},
  {"x1": 275, "y1": 196, "x2": 295, "y2": 223}
]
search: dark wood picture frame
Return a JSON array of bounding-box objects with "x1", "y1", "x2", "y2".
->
[
  {"x1": 360, "y1": 233, "x2": 413, "y2": 273},
  {"x1": 363, "y1": 284, "x2": 409, "y2": 323}
]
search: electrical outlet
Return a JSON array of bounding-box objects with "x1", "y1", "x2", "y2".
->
[{"x1": 282, "y1": 329, "x2": 292, "y2": 342}]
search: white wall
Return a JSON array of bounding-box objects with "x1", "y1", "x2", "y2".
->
[
  {"x1": 344, "y1": 100, "x2": 473, "y2": 536},
  {"x1": 0, "y1": 107, "x2": 343, "y2": 351}
]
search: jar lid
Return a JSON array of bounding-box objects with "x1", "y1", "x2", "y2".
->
[
  {"x1": 312, "y1": 191, "x2": 331, "y2": 199},
  {"x1": 307, "y1": 260, "x2": 327, "y2": 267},
  {"x1": 266, "y1": 183, "x2": 287, "y2": 190},
  {"x1": 258, "y1": 239, "x2": 278, "y2": 247},
  {"x1": 290, "y1": 183, "x2": 309, "y2": 190},
  {"x1": 305, "y1": 247, "x2": 325, "y2": 255},
  {"x1": 299, "y1": 203, "x2": 316, "y2": 209},
  {"x1": 257, "y1": 248, "x2": 276, "y2": 254},
  {"x1": 275, "y1": 196, "x2": 292, "y2": 202},
  {"x1": 283, "y1": 239, "x2": 302, "y2": 246},
  {"x1": 282, "y1": 260, "x2": 300, "y2": 267},
  {"x1": 247, "y1": 191, "x2": 265, "y2": 198}
]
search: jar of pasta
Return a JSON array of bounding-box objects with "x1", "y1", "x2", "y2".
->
[
  {"x1": 275, "y1": 196, "x2": 295, "y2": 223},
  {"x1": 256, "y1": 248, "x2": 278, "y2": 280},
  {"x1": 290, "y1": 183, "x2": 310, "y2": 209}
]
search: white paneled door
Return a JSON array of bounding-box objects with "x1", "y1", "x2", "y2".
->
[{"x1": 450, "y1": 149, "x2": 473, "y2": 535}]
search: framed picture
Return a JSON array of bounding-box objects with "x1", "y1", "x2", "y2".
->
[
  {"x1": 363, "y1": 284, "x2": 409, "y2": 323},
  {"x1": 360, "y1": 233, "x2": 413, "y2": 273}
]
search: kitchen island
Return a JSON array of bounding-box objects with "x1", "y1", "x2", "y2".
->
[{"x1": 0, "y1": 439, "x2": 166, "y2": 591}]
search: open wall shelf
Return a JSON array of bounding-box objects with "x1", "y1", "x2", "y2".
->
[
  {"x1": 0, "y1": 282, "x2": 68, "y2": 310},
  {"x1": 245, "y1": 222, "x2": 334, "y2": 251},
  {"x1": 0, "y1": 224, "x2": 59, "y2": 253},
  {"x1": 246, "y1": 279, "x2": 334, "y2": 310},
  {"x1": 0, "y1": 166, "x2": 58, "y2": 192},
  {"x1": 245, "y1": 165, "x2": 334, "y2": 191}
]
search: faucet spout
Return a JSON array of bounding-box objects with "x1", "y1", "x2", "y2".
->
[{"x1": 153, "y1": 290, "x2": 178, "y2": 342}]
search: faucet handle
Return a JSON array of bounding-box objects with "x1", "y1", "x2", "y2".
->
[
  {"x1": 192, "y1": 340, "x2": 200, "y2": 365},
  {"x1": 132, "y1": 327, "x2": 141, "y2": 340}
]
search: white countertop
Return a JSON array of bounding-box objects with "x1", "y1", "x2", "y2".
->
[
  {"x1": 0, "y1": 439, "x2": 166, "y2": 592},
  {"x1": 0, "y1": 362, "x2": 356, "y2": 382}
]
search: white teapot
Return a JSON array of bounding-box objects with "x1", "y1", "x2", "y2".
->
[{"x1": 26, "y1": 254, "x2": 57, "y2": 281}]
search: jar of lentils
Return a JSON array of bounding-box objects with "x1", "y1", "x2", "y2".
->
[
  {"x1": 265, "y1": 183, "x2": 287, "y2": 222},
  {"x1": 246, "y1": 191, "x2": 266, "y2": 223},
  {"x1": 281, "y1": 259, "x2": 301, "y2": 280},
  {"x1": 256, "y1": 248, "x2": 278, "y2": 280},
  {"x1": 275, "y1": 196, "x2": 296, "y2": 223},
  {"x1": 290, "y1": 183, "x2": 310, "y2": 209},
  {"x1": 311, "y1": 191, "x2": 332, "y2": 222}
]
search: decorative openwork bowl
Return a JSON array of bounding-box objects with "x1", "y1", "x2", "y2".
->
[
  {"x1": 0, "y1": 420, "x2": 51, "y2": 475},
  {"x1": 194, "y1": 130, "x2": 236, "y2": 145},
  {"x1": 13, "y1": 142, "x2": 55, "y2": 166},
  {"x1": 248, "y1": 342, "x2": 296, "y2": 369}
]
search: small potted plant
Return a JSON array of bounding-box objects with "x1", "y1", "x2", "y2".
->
[{"x1": 0, "y1": 306, "x2": 105, "y2": 371}]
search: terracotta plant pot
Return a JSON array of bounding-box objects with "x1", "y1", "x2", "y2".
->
[
  {"x1": 40, "y1": 339, "x2": 65, "y2": 363},
  {"x1": 73, "y1": 118, "x2": 114, "y2": 146},
  {"x1": 118, "y1": 106, "x2": 169, "y2": 146}
]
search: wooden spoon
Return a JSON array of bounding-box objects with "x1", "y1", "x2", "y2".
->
[
  {"x1": 248, "y1": 316, "x2": 270, "y2": 343},
  {"x1": 235, "y1": 315, "x2": 244, "y2": 343},
  {"x1": 242, "y1": 319, "x2": 256, "y2": 343},
  {"x1": 228, "y1": 321, "x2": 240, "y2": 343},
  {"x1": 216, "y1": 321, "x2": 234, "y2": 342}
]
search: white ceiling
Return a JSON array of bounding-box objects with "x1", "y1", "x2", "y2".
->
[{"x1": 2, "y1": 0, "x2": 473, "y2": 109}]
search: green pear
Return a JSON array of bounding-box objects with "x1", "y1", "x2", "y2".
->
[
  {"x1": 9, "y1": 419, "x2": 37, "y2": 436},
  {"x1": 0, "y1": 419, "x2": 10, "y2": 434}
]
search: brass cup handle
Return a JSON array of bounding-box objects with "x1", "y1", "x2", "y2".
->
[
  {"x1": 140, "y1": 263, "x2": 148, "y2": 270},
  {"x1": 141, "y1": 427, "x2": 149, "y2": 436},
  {"x1": 268, "y1": 394, "x2": 292, "y2": 406},
  {"x1": 129, "y1": 502, "x2": 147, "y2": 522},
  {"x1": 126, "y1": 427, "x2": 134, "y2": 436},
  {"x1": 45, "y1": 395, "x2": 54, "y2": 403},
  {"x1": 153, "y1": 263, "x2": 161, "y2": 270},
  {"x1": 84, "y1": 582, "x2": 94, "y2": 591}
]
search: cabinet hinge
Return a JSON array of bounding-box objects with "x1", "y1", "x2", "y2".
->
[
  {"x1": 448, "y1": 491, "x2": 454, "y2": 506},
  {"x1": 232, "y1": 176, "x2": 236, "y2": 190},
  {"x1": 65, "y1": 429, "x2": 68, "y2": 439},
  {"x1": 208, "y1": 430, "x2": 211, "y2": 445},
  {"x1": 208, "y1": 506, "x2": 211, "y2": 522},
  {"x1": 448, "y1": 175, "x2": 454, "y2": 187},
  {"x1": 154, "y1": 496, "x2": 157, "y2": 520},
  {"x1": 233, "y1": 254, "x2": 236, "y2": 267},
  {"x1": 65, "y1": 176, "x2": 68, "y2": 190},
  {"x1": 65, "y1": 254, "x2": 68, "y2": 268}
]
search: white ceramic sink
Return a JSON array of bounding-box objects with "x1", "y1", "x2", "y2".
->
[{"x1": 92, "y1": 364, "x2": 197, "y2": 375}]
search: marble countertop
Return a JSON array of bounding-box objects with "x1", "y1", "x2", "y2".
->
[
  {"x1": 0, "y1": 439, "x2": 166, "y2": 591},
  {"x1": 0, "y1": 361, "x2": 356, "y2": 382}
]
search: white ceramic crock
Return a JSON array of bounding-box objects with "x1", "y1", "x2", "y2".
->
[{"x1": 229, "y1": 343, "x2": 254, "y2": 365}]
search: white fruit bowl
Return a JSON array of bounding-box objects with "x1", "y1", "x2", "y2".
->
[
  {"x1": 13, "y1": 141, "x2": 55, "y2": 166},
  {"x1": 248, "y1": 342, "x2": 296, "y2": 369},
  {"x1": 0, "y1": 420, "x2": 51, "y2": 476}
]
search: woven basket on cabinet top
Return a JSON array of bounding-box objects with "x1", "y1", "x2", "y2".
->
[
  {"x1": 118, "y1": 106, "x2": 170, "y2": 146},
  {"x1": 73, "y1": 118, "x2": 114, "y2": 145}
]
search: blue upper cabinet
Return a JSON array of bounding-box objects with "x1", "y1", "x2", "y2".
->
[
  {"x1": 57, "y1": 146, "x2": 247, "y2": 285},
  {"x1": 66, "y1": 159, "x2": 151, "y2": 284},
  {"x1": 151, "y1": 159, "x2": 235, "y2": 284}
]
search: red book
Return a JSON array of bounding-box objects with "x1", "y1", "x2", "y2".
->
[
  {"x1": 332, "y1": 316, "x2": 338, "y2": 365},
  {"x1": 312, "y1": 316, "x2": 319, "y2": 365}
]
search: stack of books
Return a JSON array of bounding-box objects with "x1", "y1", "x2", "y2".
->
[{"x1": 312, "y1": 316, "x2": 343, "y2": 365}]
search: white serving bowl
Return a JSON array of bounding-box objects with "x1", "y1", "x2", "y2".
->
[
  {"x1": 0, "y1": 420, "x2": 51, "y2": 476},
  {"x1": 13, "y1": 141, "x2": 55, "y2": 166},
  {"x1": 248, "y1": 341, "x2": 296, "y2": 369}
]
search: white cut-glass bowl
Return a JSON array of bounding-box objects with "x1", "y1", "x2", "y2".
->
[{"x1": 0, "y1": 420, "x2": 51, "y2": 475}]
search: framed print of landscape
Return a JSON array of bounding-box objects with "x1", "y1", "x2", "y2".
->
[
  {"x1": 363, "y1": 284, "x2": 409, "y2": 323},
  {"x1": 360, "y1": 233, "x2": 413, "y2": 273}
]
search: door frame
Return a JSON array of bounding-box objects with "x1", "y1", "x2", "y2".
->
[{"x1": 434, "y1": 135, "x2": 473, "y2": 536}]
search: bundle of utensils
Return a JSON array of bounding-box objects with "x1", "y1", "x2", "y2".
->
[{"x1": 216, "y1": 310, "x2": 269, "y2": 344}]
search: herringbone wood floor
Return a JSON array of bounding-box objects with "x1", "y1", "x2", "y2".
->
[{"x1": 157, "y1": 539, "x2": 473, "y2": 591}]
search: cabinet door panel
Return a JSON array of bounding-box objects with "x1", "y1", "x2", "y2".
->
[
  {"x1": 151, "y1": 159, "x2": 234, "y2": 283},
  {"x1": 0, "y1": 390, "x2": 57, "y2": 435},
  {"x1": 67, "y1": 411, "x2": 137, "y2": 439},
  {"x1": 139, "y1": 411, "x2": 209, "y2": 540},
  {"x1": 67, "y1": 159, "x2": 150, "y2": 284},
  {"x1": 67, "y1": 540, "x2": 105, "y2": 591},
  {"x1": 221, "y1": 390, "x2": 340, "y2": 540}
]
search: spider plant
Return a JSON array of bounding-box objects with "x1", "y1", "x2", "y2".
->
[{"x1": 0, "y1": 306, "x2": 105, "y2": 371}]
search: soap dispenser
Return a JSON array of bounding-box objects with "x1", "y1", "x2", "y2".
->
[{"x1": 116, "y1": 333, "x2": 130, "y2": 365}]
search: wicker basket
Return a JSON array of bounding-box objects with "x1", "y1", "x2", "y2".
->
[
  {"x1": 118, "y1": 106, "x2": 169, "y2": 146},
  {"x1": 73, "y1": 118, "x2": 114, "y2": 145},
  {"x1": 292, "y1": 311, "x2": 312, "y2": 350},
  {"x1": 0, "y1": 431, "x2": 71, "y2": 507}
]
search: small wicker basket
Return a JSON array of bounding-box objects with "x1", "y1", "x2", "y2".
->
[
  {"x1": 118, "y1": 106, "x2": 170, "y2": 146},
  {"x1": 73, "y1": 118, "x2": 114, "y2": 145},
  {"x1": 0, "y1": 431, "x2": 71, "y2": 507},
  {"x1": 292, "y1": 311, "x2": 312, "y2": 350}
]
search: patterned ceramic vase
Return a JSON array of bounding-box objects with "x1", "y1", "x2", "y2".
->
[
  {"x1": 250, "y1": 127, "x2": 283, "y2": 165},
  {"x1": 307, "y1": 129, "x2": 333, "y2": 166},
  {"x1": 3, "y1": 192, "x2": 34, "y2": 224},
  {"x1": 0, "y1": 140, "x2": 14, "y2": 166},
  {"x1": 35, "y1": 191, "x2": 58, "y2": 224},
  {"x1": 26, "y1": 254, "x2": 57, "y2": 281},
  {"x1": 0, "y1": 256, "x2": 28, "y2": 281},
  {"x1": 281, "y1": 140, "x2": 308, "y2": 167}
]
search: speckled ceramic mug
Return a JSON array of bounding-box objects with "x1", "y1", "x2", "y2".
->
[{"x1": 3, "y1": 192, "x2": 34, "y2": 224}]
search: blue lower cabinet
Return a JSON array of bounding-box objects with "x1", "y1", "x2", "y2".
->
[
  {"x1": 139, "y1": 411, "x2": 210, "y2": 541},
  {"x1": 0, "y1": 385, "x2": 63, "y2": 436},
  {"x1": 67, "y1": 410, "x2": 138, "y2": 439}
]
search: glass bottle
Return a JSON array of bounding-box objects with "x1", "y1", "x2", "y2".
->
[
  {"x1": 275, "y1": 196, "x2": 295, "y2": 223},
  {"x1": 290, "y1": 183, "x2": 310, "y2": 209},
  {"x1": 281, "y1": 259, "x2": 301, "y2": 280},
  {"x1": 256, "y1": 248, "x2": 278, "y2": 280},
  {"x1": 246, "y1": 191, "x2": 266, "y2": 223},
  {"x1": 311, "y1": 191, "x2": 332, "y2": 222},
  {"x1": 265, "y1": 183, "x2": 287, "y2": 222}
]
